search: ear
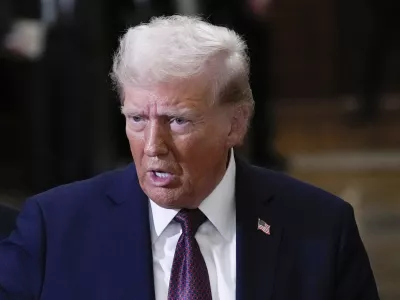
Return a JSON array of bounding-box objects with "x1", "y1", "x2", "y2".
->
[{"x1": 226, "y1": 104, "x2": 251, "y2": 148}]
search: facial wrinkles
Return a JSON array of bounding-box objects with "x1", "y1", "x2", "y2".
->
[
  {"x1": 124, "y1": 84, "x2": 220, "y2": 149},
  {"x1": 125, "y1": 92, "x2": 168, "y2": 141},
  {"x1": 123, "y1": 84, "x2": 234, "y2": 209},
  {"x1": 145, "y1": 93, "x2": 193, "y2": 120}
]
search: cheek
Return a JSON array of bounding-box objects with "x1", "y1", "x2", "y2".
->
[
  {"x1": 173, "y1": 128, "x2": 228, "y2": 167},
  {"x1": 126, "y1": 131, "x2": 145, "y2": 159},
  {"x1": 174, "y1": 130, "x2": 215, "y2": 156},
  {"x1": 126, "y1": 125, "x2": 143, "y2": 143}
]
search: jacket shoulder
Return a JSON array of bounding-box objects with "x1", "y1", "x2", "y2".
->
[
  {"x1": 247, "y1": 165, "x2": 353, "y2": 223},
  {"x1": 30, "y1": 164, "x2": 135, "y2": 209}
]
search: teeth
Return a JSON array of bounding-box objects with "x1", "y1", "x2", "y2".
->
[{"x1": 154, "y1": 172, "x2": 170, "y2": 178}]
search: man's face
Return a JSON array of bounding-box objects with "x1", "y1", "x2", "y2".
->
[{"x1": 122, "y1": 78, "x2": 240, "y2": 209}]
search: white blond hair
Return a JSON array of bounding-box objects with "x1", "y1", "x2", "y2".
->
[{"x1": 112, "y1": 15, "x2": 254, "y2": 114}]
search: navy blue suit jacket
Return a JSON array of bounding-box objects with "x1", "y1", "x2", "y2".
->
[{"x1": 0, "y1": 160, "x2": 379, "y2": 299}]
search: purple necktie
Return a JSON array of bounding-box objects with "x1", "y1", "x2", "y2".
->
[{"x1": 168, "y1": 209, "x2": 212, "y2": 300}]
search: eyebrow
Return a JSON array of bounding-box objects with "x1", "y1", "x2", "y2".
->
[
  {"x1": 120, "y1": 106, "x2": 199, "y2": 118},
  {"x1": 120, "y1": 106, "x2": 137, "y2": 115}
]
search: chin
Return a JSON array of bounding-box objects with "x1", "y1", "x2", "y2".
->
[
  {"x1": 151, "y1": 196, "x2": 184, "y2": 209},
  {"x1": 145, "y1": 187, "x2": 178, "y2": 207},
  {"x1": 146, "y1": 187, "x2": 195, "y2": 209}
]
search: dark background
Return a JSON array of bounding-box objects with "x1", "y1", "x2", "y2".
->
[{"x1": 0, "y1": 0, "x2": 399, "y2": 298}]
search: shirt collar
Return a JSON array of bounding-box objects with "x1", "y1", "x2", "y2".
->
[{"x1": 149, "y1": 149, "x2": 236, "y2": 243}]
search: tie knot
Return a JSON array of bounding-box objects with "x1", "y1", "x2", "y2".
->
[{"x1": 174, "y1": 208, "x2": 207, "y2": 236}]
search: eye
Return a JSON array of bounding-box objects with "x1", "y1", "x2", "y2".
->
[
  {"x1": 171, "y1": 117, "x2": 188, "y2": 125},
  {"x1": 129, "y1": 115, "x2": 143, "y2": 122},
  {"x1": 169, "y1": 117, "x2": 192, "y2": 133},
  {"x1": 126, "y1": 115, "x2": 146, "y2": 132}
]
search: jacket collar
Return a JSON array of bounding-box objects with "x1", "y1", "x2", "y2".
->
[{"x1": 235, "y1": 157, "x2": 283, "y2": 300}]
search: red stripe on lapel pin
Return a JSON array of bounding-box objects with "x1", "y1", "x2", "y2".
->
[{"x1": 257, "y1": 218, "x2": 271, "y2": 235}]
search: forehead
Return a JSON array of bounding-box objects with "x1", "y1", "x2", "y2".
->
[{"x1": 123, "y1": 79, "x2": 211, "y2": 111}]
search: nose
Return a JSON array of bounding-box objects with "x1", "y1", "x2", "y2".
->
[{"x1": 144, "y1": 120, "x2": 169, "y2": 157}]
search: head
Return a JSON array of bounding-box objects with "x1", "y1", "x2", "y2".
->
[{"x1": 112, "y1": 15, "x2": 254, "y2": 209}]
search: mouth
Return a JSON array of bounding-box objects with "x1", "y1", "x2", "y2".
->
[
  {"x1": 152, "y1": 170, "x2": 172, "y2": 178},
  {"x1": 147, "y1": 169, "x2": 176, "y2": 187}
]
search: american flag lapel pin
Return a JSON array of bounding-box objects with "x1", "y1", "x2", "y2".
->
[{"x1": 257, "y1": 218, "x2": 271, "y2": 235}]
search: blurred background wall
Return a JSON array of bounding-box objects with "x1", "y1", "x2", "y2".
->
[{"x1": 0, "y1": 0, "x2": 399, "y2": 298}]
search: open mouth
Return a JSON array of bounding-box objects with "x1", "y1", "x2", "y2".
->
[
  {"x1": 149, "y1": 170, "x2": 175, "y2": 186},
  {"x1": 153, "y1": 171, "x2": 172, "y2": 178}
]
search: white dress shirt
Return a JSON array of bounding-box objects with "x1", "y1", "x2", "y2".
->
[{"x1": 149, "y1": 150, "x2": 236, "y2": 300}]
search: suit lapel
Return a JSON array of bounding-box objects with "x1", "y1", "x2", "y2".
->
[
  {"x1": 235, "y1": 159, "x2": 283, "y2": 300},
  {"x1": 107, "y1": 164, "x2": 156, "y2": 300}
]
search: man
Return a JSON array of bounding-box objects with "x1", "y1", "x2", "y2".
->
[
  {"x1": 0, "y1": 204, "x2": 19, "y2": 241},
  {"x1": 0, "y1": 16, "x2": 379, "y2": 300}
]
